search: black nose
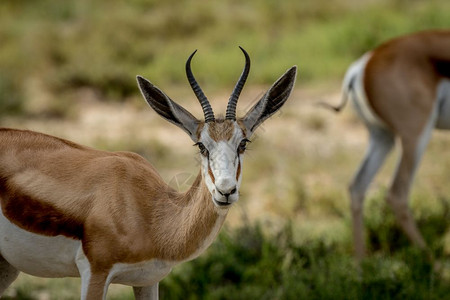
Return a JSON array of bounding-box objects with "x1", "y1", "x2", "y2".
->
[{"x1": 217, "y1": 186, "x2": 237, "y2": 198}]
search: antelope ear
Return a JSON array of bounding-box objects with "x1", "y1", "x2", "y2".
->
[
  {"x1": 137, "y1": 76, "x2": 200, "y2": 142},
  {"x1": 241, "y1": 66, "x2": 297, "y2": 135}
]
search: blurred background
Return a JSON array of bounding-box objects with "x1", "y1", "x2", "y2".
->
[{"x1": 1, "y1": 0, "x2": 450, "y2": 299}]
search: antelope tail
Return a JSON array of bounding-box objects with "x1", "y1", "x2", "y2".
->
[{"x1": 316, "y1": 74, "x2": 356, "y2": 113}]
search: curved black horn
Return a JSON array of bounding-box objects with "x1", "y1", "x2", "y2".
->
[
  {"x1": 226, "y1": 46, "x2": 251, "y2": 120},
  {"x1": 186, "y1": 50, "x2": 215, "y2": 123}
]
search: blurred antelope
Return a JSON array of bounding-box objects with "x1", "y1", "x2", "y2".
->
[
  {"x1": 0, "y1": 47, "x2": 297, "y2": 299},
  {"x1": 322, "y1": 30, "x2": 450, "y2": 261}
]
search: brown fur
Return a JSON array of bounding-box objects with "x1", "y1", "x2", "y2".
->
[
  {"x1": 0, "y1": 175, "x2": 85, "y2": 239},
  {"x1": 0, "y1": 128, "x2": 225, "y2": 271},
  {"x1": 207, "y1": 118, "x2": 236, "y2": 141},
  {"x1": 350, "y1": 30, "x2": 450, "y2": 261},
  {"x1": 208, "y1": 164, "x2": 215, "y2": 184},
  {"x1": 196, "y1": 122, "x2": 205, "y2": 140},
  {"x1": 364, "y1": 30, "x2": 450, "y2": 136},
  {"x1": 236, "y1": 119, "x2": 248, "y2": 137}
]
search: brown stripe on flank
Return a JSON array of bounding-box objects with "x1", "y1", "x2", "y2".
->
[{"x1": 0, "y1": 176, "x2": 84, "y2": 240}]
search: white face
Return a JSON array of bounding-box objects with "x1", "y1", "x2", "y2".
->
[
  {"x1": 137, "y1": 61, "x2": 296, "y2": 211},
  {"x1": 195, "y1": 121, "x2": 249, "y2": 209}
]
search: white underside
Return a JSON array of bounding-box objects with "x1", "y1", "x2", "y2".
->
[
  {"x1": 0, "y1": 212, "x2": 176, "y2": 284},
  {"x1": 0, "y1": 207, "x2": 225, "y2": 291},
  {"x1": 0, "y1": 211, "x2": 171, "y2": 287},
  {"x1": 0, "y1": 211, "x2": 80, "y2": 278}
]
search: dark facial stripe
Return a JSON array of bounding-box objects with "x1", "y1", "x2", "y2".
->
[
  {"x1": 207, "y1": 162, "x2": 215, "y2": 184},
  {"x1": 0, "y1": 176, "x2": 84, "y2": 240},
  {"x1": 236, "y1": 158, "x2": 241, "y2": 181}
]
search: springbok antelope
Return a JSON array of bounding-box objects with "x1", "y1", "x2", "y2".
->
[
  {"x1": 0, "y1": 47, "x2": 297, "y2": 299},
  {"x1": 322, "y1": 30, "x2": 450, "y2": 261}
]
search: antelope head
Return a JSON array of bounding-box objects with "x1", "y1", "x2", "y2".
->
[{"x1": 137, "y1": 47, "x2": 297, "y2": 209}]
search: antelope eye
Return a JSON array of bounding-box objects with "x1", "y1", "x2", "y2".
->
[
  {"x1": 238, "y1": 139, "x2": 250, "y2": 154},
  {"x1": 195, "y1": 142, "x2": 209, "y2": 157}
]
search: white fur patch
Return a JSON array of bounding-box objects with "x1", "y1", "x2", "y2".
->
[
  {"x1": 346, "y1": 52, "x2": 388, "y2": 129},
  {"x1": 0, "y1": 210, "x2": 80, "y2": 278},
  {"x1": 199, "y1": 122, "x2": 245, "y2": 207},
  {"x1": 107, "y1": 260, "x2": 173, "y2": 287}
]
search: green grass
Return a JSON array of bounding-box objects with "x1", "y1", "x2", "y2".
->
[
  {"x1": 1, "y1": 0, "x2": 450, "y2": 117},
  {"x1": 161, "y1": 214, "x2": 450, "y2": 300},
  {"x1": 1, "y1": 0, "x2": 450, "y2": 299},
  {"x1": 4, "y1": 208, "x2": 450, "y2": 299}
]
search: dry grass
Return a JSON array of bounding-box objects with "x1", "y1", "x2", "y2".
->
[{"x1": 2, "y1": 82, "x2": 450, "y2": 298}]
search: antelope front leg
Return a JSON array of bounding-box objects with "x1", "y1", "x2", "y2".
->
[
  {"x1": 79, "y1": 269, "x2": 109, "y2": 300},
  {"x1": 134, "y1": 283, "x2": 159, "y2": 300},
  {"x1": 77, "y1": 248, "x2": 109, "y2": 300}
]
